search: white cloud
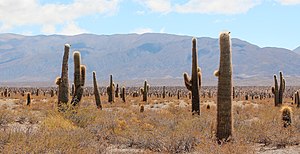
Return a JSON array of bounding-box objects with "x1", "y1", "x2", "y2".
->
[
  {"x1": 136, "y1": 0, "x2": 172, "y2": 13},
  {"x1": 0, "y1": 0, "x2": 120, "y2": 34},
  {"x1": 59, "y1": 22, "x2": 88, "y2": 35},
  {"x1": 132, "y1": 28, "x2": 153, "y2": 34},
  {"x1": 277, "y1": 0, "x2": 300, "y2": 5},
  {"x1": 175, "y1": 0, "x2": 261, "y2": 14}
]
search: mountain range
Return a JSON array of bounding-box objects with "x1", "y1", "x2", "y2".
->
[{"x1": 0, "y1": 33, "x2": 300, "y2": 86}]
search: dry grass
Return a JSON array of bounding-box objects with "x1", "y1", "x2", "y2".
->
[{"x1": 0, "y1": 92, "x2": 299, "y2": 153}]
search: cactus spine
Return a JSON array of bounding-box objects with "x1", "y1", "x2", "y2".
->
[
  {"x1": 70, "y1": 51, "x2": 85, "y2": 106},
  {"x1": 183, "y1": 38, "x2": 201, "y2": 115},
  {"x1": 141, "y1": 80, "x2": 149, "y2": 102},
  {"x1": 107, "y1": 75, "x2": 115, "y2": 103},
  {"x1": 272, "y1": 72, "x2": 285, "y2": 107},
  {"x1": 57, "y1": 44, "x2": 70, "y2": 106},
  {"x1": 215, "y1": 32, "x2": 233, "y2": 141},
  {"x1": 93, "y1": 71, "x2": 102, "y2": 110}
]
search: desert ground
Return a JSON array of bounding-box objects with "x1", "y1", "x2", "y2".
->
[{"x1": 0, "y1": 86, "x2": 299, "y2": 154}]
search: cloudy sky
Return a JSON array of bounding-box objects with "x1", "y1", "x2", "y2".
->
[{"x1": 0, "y1": 0, "x2": 299, "y2": 50}]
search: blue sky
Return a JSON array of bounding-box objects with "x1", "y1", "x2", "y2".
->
[{"x1": 0, "y1": 0, "x2": 300, "y2": 50}]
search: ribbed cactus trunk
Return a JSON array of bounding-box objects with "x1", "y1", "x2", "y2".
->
[
  {"x1": 183, "y1": 38, "x2": 201, "y2": 115},
  {"x1": 71, "y1": 51, "x2": 85, "y2": 106},
  {"x1": 141, "y1": 80, "x2": 149, "y2": 102},
  {"x1": 107, "y1": 75, "x2": 115, "y2": 103},
  {"x1": 216, "y1": 32, "x2": 233, "y2": 141},
  {"x1": 58, "y1": 44, "x2": 70, "y2": 106},
  {"x1": 93, "y1": 71, "x2": 102, "y2": 109},
  {"x1": 272, "y1": 72, "x2": 285, "y2": 107}
]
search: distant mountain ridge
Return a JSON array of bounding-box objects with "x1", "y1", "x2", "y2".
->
[{"x1": 0, "y1": 33, "x2": 300, "y2": 86}]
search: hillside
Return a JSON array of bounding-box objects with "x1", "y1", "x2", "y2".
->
[{"x1": 0, "y1": 33, "x2": 300, "y2": 86}]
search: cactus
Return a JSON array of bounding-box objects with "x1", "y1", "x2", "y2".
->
[
  {"x1": 36, "y1": 89, "x2": 39, "y2": 96},
  {"x1": 215, "y1": 32, "x2": 233, "y2": 141},
  {"x1": 183, "y1": 37, "x2": 201, "y2": 115},
  {"x1": 93, "y1": 71, "x2": 102, "y2": 110},
  {"x1": 140, "y1": 80, "x2": 149, "y2": 102},
  {"x1": 295, "y1": 91, "x2": 300, "y2": 108},
  {"x1": 272, "y1": 72, "x2": 285, "y2": 107},
  {"x1": 50, "y1": 89, "x2": 54, "y2": 97},
  {"x1": 57, "y1": 44, "x2": 70, "y2": 106},
  {"x1": 4, "y1": 88, "x2": 8, "y2": 97},
  {"x1": 281, "y1": 106, "x2": 292, "y2": 128},
  {"x1": 163, "y1": 86, "x2": 166, "y2": 98},
  {"x1": 140, "y1": 104, "x2": 144, "y2": 112},
  {"x1": 107, "y1": 75, "x2": 115, "y2": 103},
  {"x1": 115, "y1": 84, "x2": 119, "y2": 97},
  {"x1": 121, "y1": 86, "x2": 126, "y2": 102},
  {"x1": 27, "y1": 93, "x2": 31, "y2": 106},
  {"x1": 70, "y1": 51, "x2": 85, "y2": 106}
]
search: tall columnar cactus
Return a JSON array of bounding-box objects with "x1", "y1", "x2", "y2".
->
[
  {"x1": 4, "y1": 88, "x2": 8, "y2": 97},
  {"x1": 107, "y1": 75, "x2": 115, "y2": 103},
  {"x1": 121, "y1": 86, "x2": 126, "y2": 102},
  {"x1": 295, "y1": 91, "x2": 300, "y2": 108},
  {"x1": 71, "y1": 51, "x2": 85, "y2": 106},
  {"x1": 57, "y1": 44, "x2": 70, "y2": 106},
  {"x1": 215, "y1": 32, "x2": 233, "y2": 141},
  {"x1": 93, "y1": 71, "x2": 102, "y2": 109},
  {"x1": 115, "y1": 84, "x2": 119, "y2": 97},
  {"x1": 27, "y1": 93, "x2": 31, "y2": 106},
  {"x1": 141, "y1": 80, "x2": 149, "y2": 102},
  {"x1": 162, "y1": 86, "x2": 166, "y2": 99},
  {"x1": 272, "y1": 72, "x2": 285, "y2": 107},
  {"x1": 183, "y1": 37, "x2": 202, "y2": 115},
  {"x1": 50, "y1": 89, "x2": 54, "y2": 97}
]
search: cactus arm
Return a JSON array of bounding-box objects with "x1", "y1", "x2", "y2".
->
[
  {"x1": 183, "y1": 73, "x2": 192, "y2": 91},
  {"x1": 80, "y1": 65, "x2": 86, "y2": 86},
  {"x1": 198, "y1": 67, "x2": 202, "y2": 87},
  {"x1": 214, "y1": 70, "x2": 220, "y2": 77},
  {"x1": 73, "y1": 51, "x2": 81, "y2": 88},
  {"x1": 55, "y1": 77, "x2": 61, "y2": 85}
]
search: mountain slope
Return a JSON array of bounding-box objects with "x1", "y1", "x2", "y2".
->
[{"x1": 0, "y1": 33, "x2": 300, "y2": 86}]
